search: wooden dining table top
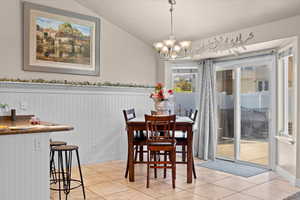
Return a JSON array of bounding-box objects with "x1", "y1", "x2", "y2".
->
[{"x1": 127, "y1": 116, "x2": 194, "y2": 124}]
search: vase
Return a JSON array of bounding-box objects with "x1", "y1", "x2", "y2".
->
[{"x1": 154, "y1": 100, "x2": 174, "y2": 115}]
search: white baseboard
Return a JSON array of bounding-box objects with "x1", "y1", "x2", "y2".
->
[{"x1": 276, "y1": 166, "x2": 297, "y2": 185}]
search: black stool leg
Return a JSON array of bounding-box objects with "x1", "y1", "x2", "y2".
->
[
  {"x1": 50, "y1": 150, "x2": 56, "y2": 182},
  {"x1": 64, "y1": 150, "x2": 71, "y2": 200},
  {"x1": 57, "y1": 151, "x2": 63, "y2": 200},
  {"x1": 76, "y1": 149, "x2": 86, "y2": 200}
]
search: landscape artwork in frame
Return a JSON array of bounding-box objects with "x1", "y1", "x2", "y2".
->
[{"x1": 23, "y1": 2, "x2": 100, "y2": 76}]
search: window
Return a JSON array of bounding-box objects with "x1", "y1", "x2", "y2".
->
[{"x1": 171, "y1": 68, "x2": 198, "y2": 92}]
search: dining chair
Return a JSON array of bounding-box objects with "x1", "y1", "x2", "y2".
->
[
  {"x1": 145, "y1": 114, "x2": 177, "y2": 188},
  {"x1": 175, "y1": 109, "x2": 198, "y2": 179},
  {"x1": 123, "y1": 109, "x2": 147, "y2": 178}
]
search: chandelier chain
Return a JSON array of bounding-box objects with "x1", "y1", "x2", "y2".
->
[{"x1": 170, "y1": 3, "x2": 174, "y2": 36}]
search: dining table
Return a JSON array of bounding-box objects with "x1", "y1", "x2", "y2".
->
[{"x1": 126, "y1": 116, "x2": 195, "y2": 183}]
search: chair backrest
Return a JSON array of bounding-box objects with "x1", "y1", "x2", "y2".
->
[
  {"x1": 123, "y1": 109, "x2": 136, "y2": 122},
  {"x1": 151, "y1": 110, "x2": 158, "y2": 115},
  {"x1": 189, "y1": 109, "x2": 198, "y2": 122},
  {"x1": 145, "y1": 114, "x2": 176, "y2": 141}
]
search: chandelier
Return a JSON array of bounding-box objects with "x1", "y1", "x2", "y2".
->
[{"x1": 153, "y1": 0, "x2": 192, "y2": 60}]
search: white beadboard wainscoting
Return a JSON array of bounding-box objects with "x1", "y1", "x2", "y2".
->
[{"x1": 0, "y1": 82, "x2": 153, "y2": 165}]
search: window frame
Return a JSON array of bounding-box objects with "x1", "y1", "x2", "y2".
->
[{"x1": 278, "y1": 45, "x2": 295, "y2": 138}]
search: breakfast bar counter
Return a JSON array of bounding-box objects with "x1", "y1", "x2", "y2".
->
[
  {"x1": 0, "y1": 116, "x2": 73, "y2": 136},
  {"x1": 0, "y1": 115, "x2": 73, "y2": 200}
]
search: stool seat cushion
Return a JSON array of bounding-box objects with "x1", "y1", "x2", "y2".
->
[{"x1": 52, "y1": 145, "x2": 78, "y2": 151}]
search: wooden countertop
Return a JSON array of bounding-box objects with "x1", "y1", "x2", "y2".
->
[{"x1": 0, "y1": 115, "x2": 73, "y2": 136}]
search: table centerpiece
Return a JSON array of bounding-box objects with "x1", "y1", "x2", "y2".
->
[{"x1": 150, "y1": 83, "x2": 174, "y2": 115}]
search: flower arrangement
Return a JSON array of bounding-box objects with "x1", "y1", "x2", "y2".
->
[{"x1": 150, "y1": 83, "x2": 174, "y2": 102}]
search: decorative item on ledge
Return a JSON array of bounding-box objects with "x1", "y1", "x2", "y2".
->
[
  {"x1": 194, "y1": 32, "x2": 255, "y2": 55},
  {"x1": 150, "y1": 83, "x2": 174, "y2": 115},
  {"x1": 0, "y1": 103, "x2": 9, "y2": 116},
  {"x1": 0, "y1": 78, "x2": 154, "y2": 88}
]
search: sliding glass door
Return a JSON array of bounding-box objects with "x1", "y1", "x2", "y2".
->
[
  {"x1": 216, "y1": 70, "x2": 235, "y2": 160},
  {"x1": 215, "y1": 55, "x2": 275, "y2": 168},
  {"x1": 239, "y1": 65, "x2": 270, "y2": 166}
]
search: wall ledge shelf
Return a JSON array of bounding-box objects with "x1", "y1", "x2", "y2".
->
[{"x1": 0, "y1": 81, "x2": 153, "y2": 94}]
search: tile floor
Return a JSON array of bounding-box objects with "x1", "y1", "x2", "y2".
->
[{"x1": 50, "y1": 158, "x2": 300, "y2": 200}]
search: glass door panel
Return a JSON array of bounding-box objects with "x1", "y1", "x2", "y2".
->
[
  {"x1": 216, "y1": 70, "x2": 235, "y2": 160},
  {"x1": 239, "y1": 65, "x2": 270, "y2": 166}
]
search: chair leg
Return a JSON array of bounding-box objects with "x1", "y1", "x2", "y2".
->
[
  {"x1": 192, "y1": 157, "x2": 197, "y2": 179},
  {"x1": 182, "y1": 146, "x2": 186, "y2": 162},
  {"x1": 164, "y1": 151, "x2": 167, "y2": 178},
  {"x1": 171, "y1": 149, "x2": 176, "y2": 188},
  {"x1": 125, "y1": 152, "x2": 129, "y2": 178},
  {"x1": 147, "y1": 149, "x2": 150, "y2": 188},
  {"x1": 153, "y1": 151, "x2": 157, "y2": 179}
]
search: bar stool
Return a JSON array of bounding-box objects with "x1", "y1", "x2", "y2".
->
[
  {"x1": 50, "y1": 145, "x2": 86, "y2": 200},
  {"x1": 50, "y1": 141, "x2": 67, "y2": 184}
]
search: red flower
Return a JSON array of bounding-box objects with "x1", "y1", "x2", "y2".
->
[
  {"x1": 168, "y1": 89, "x2": 174, "y2": 95},
  {"x1": 158, "y1": 90, "x2": 164, "y2": 100}
]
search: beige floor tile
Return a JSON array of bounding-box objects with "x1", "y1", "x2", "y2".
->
[
  {"x1": 195, "y1": 172, "x2": 231, "y2": 183},
  {"x1": 83, "y1": 174, "x2": 112, "y2": 186},
  {"x1": 242, "y1": 171, "x2": 278, "y2": 184},
  {"x1": 157, "y1": 190, "x2": 208, "y2": 200},
  {"x1": 88, "y1": 181, "x2": 130, "y2": 197},
  {"x1": 213, "y1": 176, "x2": 256, "y2": 192},
  {"x1": 116, "y1": 175, "x2": 159, "y2": 188},
  {"x1": 222, "y1": 193, "x2": 260, "y2": 200},
  {"x1": 51, "y1": 188, "x2": 103, "y2": 200},
  {"x1": 187, "y1": 183, "x2": 235, "y2": 200},
  {"x1": 242, "y1": 179, "x2": 300, "y2": 200},
  {"x1": 104, "y1": 188, "x2": 155, "y2": 200},
  {"x1": 134, "y1": 181, "x2": 183, "y2": 198},
  {"x1": 160, "y1": 176, "x2": 207, "y2": 190}
]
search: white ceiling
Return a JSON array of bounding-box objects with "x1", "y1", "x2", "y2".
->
[{"x1": 76, "y1": 0, "x2": 300, "y2": 44}]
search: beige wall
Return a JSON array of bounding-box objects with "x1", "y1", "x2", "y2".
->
[{"x1": 0, "y1": 0, "x2": 156, "y2": 85}]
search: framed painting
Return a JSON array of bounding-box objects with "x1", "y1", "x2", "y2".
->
[{"x1": 23, "y1": 2, "x2": 100, "y2": 76}]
